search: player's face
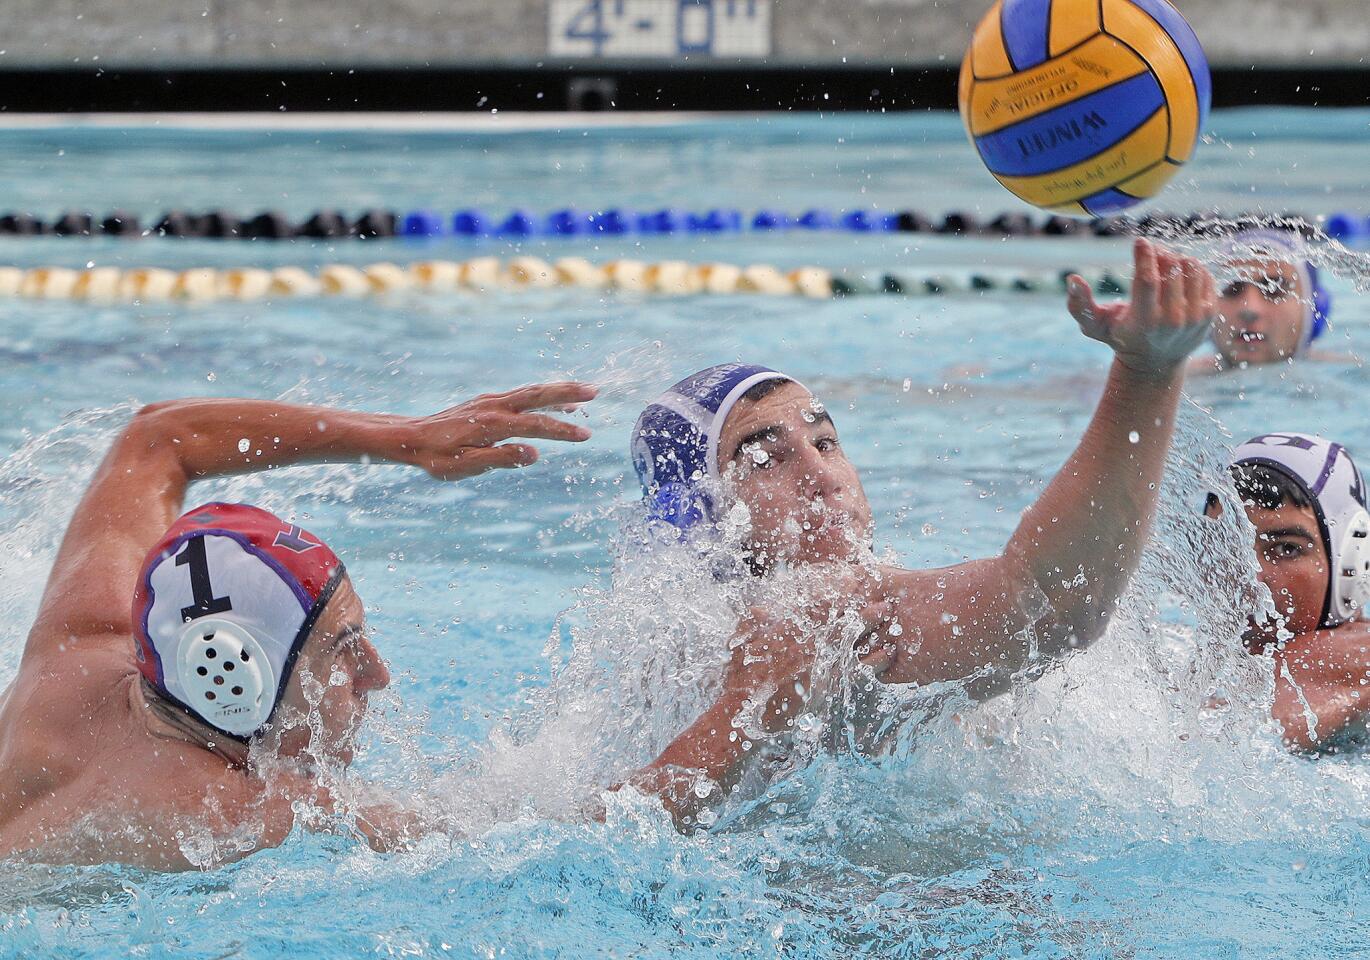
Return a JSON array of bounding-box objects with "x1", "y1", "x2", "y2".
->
[
  {"x1": 1210, "y1": 258, "x2": 1307, "y2": 366},
  {"x1": 271, "y1": 578, "x2": 390, "y2": 766},
  {"x1": 718, "y1": 381, "x2": 874, "y2": 571},
  {"x1": 1209, "y1": 498, "x2": 1329, "y2": 650}
]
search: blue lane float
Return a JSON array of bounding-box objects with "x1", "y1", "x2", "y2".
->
[
  {"x1": 839, "y1": 210, "x2": 882, "y2": 232},
  {"x1": 0, "y1": 208, "x2": 1355, "y2": 242},
  {"x1": 588, "y1": 209, "x2": 633, "y2": 234},
  {"x1": 637, "y1": 209, "x2": 684, "y2": 234},
  {"x1": 452, "y1": 210, "x2": 487, "y2": 236},
  {"x1": 495, "y1": 210, "x2": 536, "y2": 237},
  {"x1": 797, "y1": 209, "x2": 834, "y2": 230},
  {"x1": 546, "y1": 209, "x2": 582, "y2": 235},
  {"x1": 752, "y1": 210, "x2": 787, "y2": 230},
  {"x1": 401, "y1": 210, "x2": 445, "y2": 237},
  {"x1": 687, "y1": 209, "x2": 742, "y2": 232}
]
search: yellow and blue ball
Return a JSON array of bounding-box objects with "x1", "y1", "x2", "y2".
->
[{"x1": 959, "y1": 0, "x2": 1211, "y2": 217}]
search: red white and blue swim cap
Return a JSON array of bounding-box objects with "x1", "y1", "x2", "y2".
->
[
  {"x1": 631, "y1": 363, "x2": 800, "y2": 530},
  {"x1": 132, "y1": 503, "x2": 346, "y2": 740}
]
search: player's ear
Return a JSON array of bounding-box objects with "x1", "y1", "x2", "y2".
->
[{"x1": 1203, "y1": 492, "x2": 1224, "y2": 519}]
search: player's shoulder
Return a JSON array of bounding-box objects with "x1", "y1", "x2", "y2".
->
[
  {"x1": 17, "y1": 624, "x2": 139, "y2": 692},
  {"x1": 1280, "y1": 620, "x2": 1370, "y2": 671},
  {"x1": 0, "y1": 643, "x2": 133, "y2": 786},
  {"x1": 1329, "y1": 619, "x2": 1370, "y2": 648},
  {"x1": 9, "y1": 632, "x2": 132, "y2": 706}
]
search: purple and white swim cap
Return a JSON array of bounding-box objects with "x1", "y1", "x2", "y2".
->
[
  {"x1": 630, "y1": 363, "x2": 800, "y2": 530},
  {"x1": 1232, "y1": 433, "x2": 1370, "y2": 627}
]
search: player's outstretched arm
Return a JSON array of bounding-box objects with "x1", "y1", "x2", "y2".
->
[
  {"x1": 23, "y1": 383, "x2": 597, "y2": 663},
  {"x1": 877, "y1": 241, "x2": 1213, "y2": 692}
]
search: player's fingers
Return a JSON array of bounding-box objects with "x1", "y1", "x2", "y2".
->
[
  {"x1": 500, "y1": 412, "x2": 593, "y2": 443},
  {"x1": 1131, "y1": 238, "x2": 1159, "y2": 319},
  {"x1": 437, "y1": 443, "x2": 539, "y2": 478},
  {"x1": 1182, "y1": 257, "x2": 1206, "y2": 324},
  {"x1": 501, "y1": 381, "x2": 599, "y2": 412},
  {"x1": 1158, "y1": 250, "x2": 1186, "y2": 326},
  {"x1": 1200, "y1": 261, "x2": 1218, "y2": 318},
  {"x1": 1066, "y1": 275, "x2": 1100, "y2": 326}
]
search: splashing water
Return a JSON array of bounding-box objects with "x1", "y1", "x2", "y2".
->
[
  {"x1": 3, "y1": 110, "x2": 1370, "y2": 955},
  {"x1": 6, "y1": 345, "x2": 1370, "y2": 957}
]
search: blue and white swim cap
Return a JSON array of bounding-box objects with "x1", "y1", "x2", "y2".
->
[
  {"x1": 1219, "y1": 228, "x2": 1333, "y2": 352},
  {"x1": 631, "y1": 363, "x2": 800, "y2": 530}
]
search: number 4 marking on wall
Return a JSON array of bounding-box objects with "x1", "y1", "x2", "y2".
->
[{"x1": 566, "y1": 0, "x2": 615, "y2": 56}]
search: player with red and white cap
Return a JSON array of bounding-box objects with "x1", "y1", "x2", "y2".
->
[{"x1": 0, "y1": 381, "x2": 596, "y2": 868}]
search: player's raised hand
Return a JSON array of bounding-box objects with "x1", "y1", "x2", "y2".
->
[
  {"x1": 404, "y1": 381, "x2": 597, "y2": 480},
  {"x1": 1067, "y1": 238, "x2": 1216, "y2": 379}
]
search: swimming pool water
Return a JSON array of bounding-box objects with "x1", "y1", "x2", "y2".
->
[{"x1": 1, "y1": 110, "x2": 1369, "y2": 958}]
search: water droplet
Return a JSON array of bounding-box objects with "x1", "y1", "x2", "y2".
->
[
  {"x1": 237, "y1": 438, "x2": 250, "y2": 453},
  {"x1": 1128, "y1": 430, "x2": 1141, "y2": 444}
]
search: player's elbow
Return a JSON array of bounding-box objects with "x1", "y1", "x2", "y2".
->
[
  {"x1": 124, "y1": 400, "x2": 203, "y2": 445},
  {"x1": 108, "y1": 402, "x2": 192, "y2": 472},
  {"x1": 131, "y1": 399, "x2": 191, "y2": 426}
]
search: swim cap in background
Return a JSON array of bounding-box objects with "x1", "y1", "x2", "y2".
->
[
  {"x1": 1231, "y1": 433, "x2": 1370, "y2": 628},
  {"x1": 1218, "y1": 228, "x2": 1333, "y2": 352},
  {"x1": 132, "y1": 503, "x2": 346, "y2": 739},
  {"x1": 631, "y1": 363, "x2": 799, "y2": 531}
]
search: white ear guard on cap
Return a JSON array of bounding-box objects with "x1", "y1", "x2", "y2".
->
[
  {"x1": 1333, "y1": 513, "x2": 1370, "y2": 622},
  {"x1": 174, "y1": 618, "x2": 277, "y2": 738}
]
